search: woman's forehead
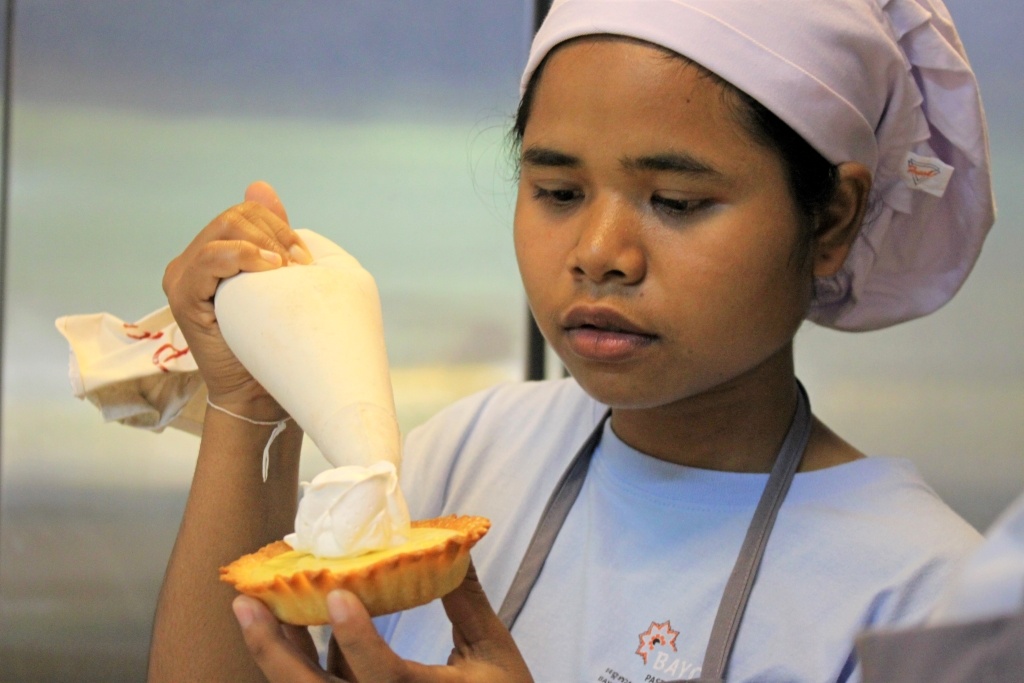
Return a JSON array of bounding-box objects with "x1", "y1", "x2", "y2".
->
[{"x1": 523, "y1": 39, "x2": 762, "y2": 168}]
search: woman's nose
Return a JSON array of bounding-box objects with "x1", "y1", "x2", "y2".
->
[{"x1": 569, "y1": 196, "x2": 646, "y2": 286}]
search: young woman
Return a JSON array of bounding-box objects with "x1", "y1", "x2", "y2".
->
[{"x1": 148, "y1": 1, "x2": 995, "y2": 681}]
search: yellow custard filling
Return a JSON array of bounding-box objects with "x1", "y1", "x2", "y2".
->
[{"x1": 255, "y1": 527, "x2": 458, "y2": 578}]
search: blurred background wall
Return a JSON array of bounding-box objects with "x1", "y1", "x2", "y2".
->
[{"x1": 0, "y1": 1, "x2": 1020, "y2": 680}]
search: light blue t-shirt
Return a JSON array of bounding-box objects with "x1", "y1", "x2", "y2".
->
[{"x1": 378, "y1": 379, "x2": 981, "y2": 683}]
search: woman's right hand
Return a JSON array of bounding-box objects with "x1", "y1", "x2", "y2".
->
[
  {"x1": 163, "y1": 181, "x2": 313, "y2": 421},
  {"x1": 234, "y1": 563, "x2": 535, "y2": 683}
]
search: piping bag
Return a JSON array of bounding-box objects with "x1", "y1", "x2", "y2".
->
[{"x1": 213, "y1": 229, "x2": 401, "y2": 472}]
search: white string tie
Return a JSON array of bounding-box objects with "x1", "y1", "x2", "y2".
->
[{"x1": 206, "y1": 398, "x2": 292, "y2": 482}]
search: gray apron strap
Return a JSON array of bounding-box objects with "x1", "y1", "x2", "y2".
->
[
  {"x1": 498, "y1": 383, "x2": 812, "y2": 683},
  {"x1": 497, "y1": 409, "x2": 610, "y2": 629},
  {"x1": 691, "y1": 383, "x2": 811, "y2": 682}
]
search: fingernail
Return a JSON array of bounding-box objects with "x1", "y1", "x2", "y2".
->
[
  {"x1": 259, "y1": 248, "x2": 283, "y2": 266},
  {"x1": 289, "y1": 244, "x2": 313, "y2": 265},
  {"x1": 233, "y1": 597, "x2": 256, "y2": 629},
  {"x1": 327, "y1": 590, "x2": 355, "y2": 623}
]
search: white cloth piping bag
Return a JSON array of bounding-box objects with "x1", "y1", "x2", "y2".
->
[{"x1": 214, "y1": 229, "x2": 401, "y2": 470}]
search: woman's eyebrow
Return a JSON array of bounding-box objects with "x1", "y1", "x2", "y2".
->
[
  {"x1": 521, "y1": 147, "x2": 721, "y2": 178},
  {"x1": 621, "y1": 152, "x2": 721, "y2": 177},
  {"x1": 521, "y1": 146, "x2": 581, "y2": 168}
]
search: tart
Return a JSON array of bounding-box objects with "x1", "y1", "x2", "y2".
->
[{"x1": 220, "y1": 515, "x2": 490, "y2": 625}]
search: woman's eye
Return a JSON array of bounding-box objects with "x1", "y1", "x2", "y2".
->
[
  {"x1": 534, "y1": 186, "x2": 582, "y2": 206},
  {"x1": 652, "y1": 194, "x2": 706, "y2": 216}
]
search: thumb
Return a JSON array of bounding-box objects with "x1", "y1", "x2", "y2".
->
[{"x1": 245, "y1": 180, "x2": 290, "y2": 224}]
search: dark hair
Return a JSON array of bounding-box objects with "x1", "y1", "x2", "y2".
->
[
  {"x1": 732, "y1": 91, "x2": 840, "y2": 262},
  {"x1": 510, "y1": 38, "x2": 839, "y2": 263}
]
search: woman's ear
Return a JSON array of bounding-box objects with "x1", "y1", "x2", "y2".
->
[{"x1": 812, "y1": 162, "x2": 872, "y2": 277}]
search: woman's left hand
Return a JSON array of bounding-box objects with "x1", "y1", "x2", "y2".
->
[{"x1": 233, "y1": 564, "x2": 534, "y2": 682}]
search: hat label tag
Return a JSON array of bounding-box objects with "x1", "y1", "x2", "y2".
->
[{"x1": 901, "y1": 152, "x2": 954, "y2": 198}]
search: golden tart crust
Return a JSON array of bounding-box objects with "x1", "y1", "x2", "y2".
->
[{"x1": 220, "y1": 515, "x2": 490, "y2": 625}]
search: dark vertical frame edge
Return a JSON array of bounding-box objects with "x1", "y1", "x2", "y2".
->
[
  {"x1": 525, "y1": 0, "x2": 554, "y2": 381},
  {"x1": 0, "y1": 0, "x2": 15, "y2": 562}
]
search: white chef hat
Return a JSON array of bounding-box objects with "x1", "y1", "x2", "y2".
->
[{"x1": 521, "y1": 0, "x2": 995, "y2": 331}]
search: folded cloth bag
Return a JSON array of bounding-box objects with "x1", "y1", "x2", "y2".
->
[
  {"x1": 55, "y1": 229, "x2": 350, "y2": 437},
  {"x1": 857, "y1": 491, "x2": 1024, "y2": 681},
  {"x1": 56, "y1": 305, "x2": 206, "y2": 434}
]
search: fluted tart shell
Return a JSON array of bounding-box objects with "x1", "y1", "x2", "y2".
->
[{"x1": 220, "y1": 515, "x2": 490, "y2": 625}]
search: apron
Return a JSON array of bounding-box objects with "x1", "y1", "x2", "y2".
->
[
  {"x1": 856, "y1": 604, "x2": 1024, "y2": 682},
  {"x1": 497, "y1": 383, "x2": 813, "y2": 683}
]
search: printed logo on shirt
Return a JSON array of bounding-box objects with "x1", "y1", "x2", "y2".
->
[
  {"x1": 632, "y1": 620, "x2": 701, "y2": 681},
  {"x1": 636, "y1": 621, "x2": 678, "y2": 664}
]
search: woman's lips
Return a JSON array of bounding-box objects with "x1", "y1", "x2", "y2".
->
[{"x1": 561, "y1": 307, "x2": 657, "y2": 362}]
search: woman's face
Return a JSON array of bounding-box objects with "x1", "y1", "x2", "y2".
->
[{"x1": 514, "y1": 38, "x2": 813, "y2": 410}]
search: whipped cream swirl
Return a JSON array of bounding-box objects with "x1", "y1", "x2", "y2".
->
[{"x1": 284, "y1": 461, "x2": 411, "y2": 558}]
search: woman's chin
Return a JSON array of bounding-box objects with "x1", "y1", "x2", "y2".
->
[{"x1": 566, "y1": 368, "x2": 679, "y2": 412}]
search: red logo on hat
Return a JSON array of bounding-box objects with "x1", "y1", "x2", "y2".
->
[
  {"x1": 636, "y1": 620, "x2": 679, "y2": 665},
  {"x1": 906, "y1": 157, "x2": 940, "y2": 185}
]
